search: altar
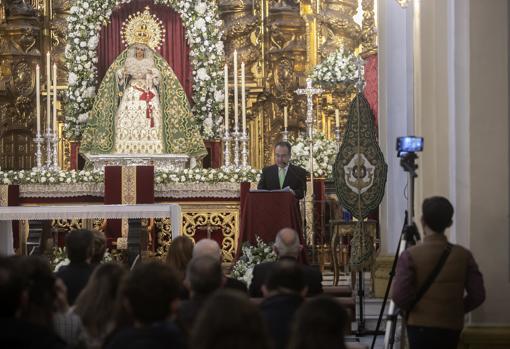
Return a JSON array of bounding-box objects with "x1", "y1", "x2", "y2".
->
[
  {"x1": 0, "y1": 0, "x2": 379, "y2": 271},
  {"x1": 83, "y1": 153, "x2": 190, "y2": 171}
]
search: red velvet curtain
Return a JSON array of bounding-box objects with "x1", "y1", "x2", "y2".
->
[{"x1": 97, "y1": 0, "x2": 192, "y2": 100}]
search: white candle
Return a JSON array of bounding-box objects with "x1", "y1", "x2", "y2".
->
[
  {"x1": 335, "y1": 109, "x2": 340, "y2": 128},
  {"x1": 241, "y1": 62, "x2": 246, "y2": 133},
  {"x1": 46, "y1": 52, "x2": 51, "y2": 130},
  {"x1": 233, "y1": 50, "x2": 238, "y2": 131},
  {"x1": 52, "y1": 63, "x2": 57, "y2": 134},
  {"x1": 284, "y1": 106, "x2": 288, "y2": 129},
  {"x1": 36, "y1": 64, "x2": 40, "y2": 136},
  {"x1": 224, "y1": 64, "x2": 229, "y2": 131}
]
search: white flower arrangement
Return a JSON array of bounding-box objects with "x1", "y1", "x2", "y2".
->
[
  {"x1": 310, "y1": 48, "x2": 363, "y2": 88},
  {"x1": 0, "y1": 169, "x2": 104, "y2": 185},
  {"x1": 0, "y1": 167, "x2": 260, "y2": 185},
  {"x1": 65, "y1": 0, "x2": 225, "y2": 140},
  {"x1": 291, "y1": 131, "x2": 338, "y2": 178},
  {"x1": 231, "y1": 236, "x2": 277, "y2": 287}
]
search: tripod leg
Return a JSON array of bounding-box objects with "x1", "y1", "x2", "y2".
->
[{"x1": 357, "y1": 270, "x2": 365, "y2": 335}]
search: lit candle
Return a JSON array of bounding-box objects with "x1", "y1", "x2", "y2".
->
[
  {"x1": 335, "y1": 109, "x2": 340, "y2": 128},
  {"x1": 224, "y1": 64, "x2": 229, "y2": 131},
  {"x1": 284, "y1": 106, "x2": 288, "y2": 129},
  {"x1": 36, "y1": 64, "x2": 40, "y2": 136},
  {"x1": 46, "y1": 52, "x2": 51, "y2": 130},
  {"x1": 52, "y1": 63, "x2": 57, "y2": 134},
  {"x1": 241, "y1": 62, "x2": 246, "y2": 134},
  {"x1": 233, "y1": 50, "x2": 238, "y2": 131}
]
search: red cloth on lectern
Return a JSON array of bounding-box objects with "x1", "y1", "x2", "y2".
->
[{"x1": 239, "y1": 191, "x2": 303, "y2": 248}]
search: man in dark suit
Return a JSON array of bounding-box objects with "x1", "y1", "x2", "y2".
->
[
  {"x1": 258, "y1": 141, "x2": 307, "y2": 200},
  {"x1": 55, "y1": 229, "x2": 94, "y2": 305},
  {"x1": 249, "y1": 228, "x2": 323, "y2": 298},
  {"x1": 193, "y1": 239, "x2": 248, "y2": 292},
  {"x1": 259, "y1": 259, "x2": 307, "y2": 349}
]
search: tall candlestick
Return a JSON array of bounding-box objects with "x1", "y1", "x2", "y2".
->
[
  {"x1": 52, "y1": 63, "x2": 57, "y2": 134},
  {"x1": 335, "y1": 109, "x2": 340, "y2": 128},
  {"x1": 46, "y1": 52, "x2": 51, "y2": 129},
  {"x1": 224, "y1": 64, "x2": 229, "y2": 130},
  {"x1": 36, "y1": 64, "x2": 41, "y2": 135},
  {"x1": 284, "y1": 106, "x2": 288, "y2": 129},
  {"x1": 241, "y1": 62, "x2": 246, "y2": 133},
  {"x1": 233, "y1": 50, "x2": 238, "y2": 131}
]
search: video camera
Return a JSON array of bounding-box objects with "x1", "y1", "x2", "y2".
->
[{"x1": 396, "y1": 136, "x2": 423, "y2": 157}]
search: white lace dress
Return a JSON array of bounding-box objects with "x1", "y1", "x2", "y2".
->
[{"x1": 113, "y1": 56, "x2": 164, "y2": 154}]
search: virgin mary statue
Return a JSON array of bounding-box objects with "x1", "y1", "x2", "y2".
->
[{"x1": 80, "y1": 43, "x2": 206, "y2": 160}]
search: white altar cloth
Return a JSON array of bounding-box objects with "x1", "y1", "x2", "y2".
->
[{"x1": 0, "y1": 204, "x2": 182, "y2": 255}]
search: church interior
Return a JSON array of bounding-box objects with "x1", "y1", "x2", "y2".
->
[{"x1": 0, "y1": 0, "x2": 509, "y2": 348}]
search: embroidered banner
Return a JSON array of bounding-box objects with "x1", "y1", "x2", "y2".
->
[{"x1": 334, "y1": 93, "x2": 387, "y2": 270}]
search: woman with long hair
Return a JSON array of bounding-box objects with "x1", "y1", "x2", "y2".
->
[
  {"x1": 165, "y1": 235, "x2": 194, "y2": 283},
  {"x1": 73, "y1": 263, "x2": 127, "y2": 349},
  {"x1": 288, "y1": 296, "x2": 349, "y2": 349},
  {"x1": 190, "y1": 289, "x2": 271, "y2": 349}
]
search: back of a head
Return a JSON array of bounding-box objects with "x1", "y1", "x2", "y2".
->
[
  {"x1": 193, "y1": 239, "x2": 222, "y2": 262},
  {"x1": 17, "y1": 256, "x2": 57, "y2": 328},
  {"x1": 274, "y1": 228, "x2": 300, "y2": 258},
  {"x1": 90, "y1": 230, "x2": 107, "y2": 265},
  {"x1": 288, "y1": 296, "x2": 348, "y2": 349},
  {"x1": 422, "y1": 196, "x2": 454, "y2": 233},
  {"x1": 65, "y1": 229, "x2": 94, "y2": 263},
  {"x1": 0, "y1": 256, "x2": 25, "y2": 317},
  {"x1": 74, "y1": 263, "x2": 127, "y2": 335},
  {"x1": 123, "y1": 261, "x2": 179, "y2": 325},
  {"x1": 186, "y1": 256, "x2": 222, "y2": 297},
  {"x1": 166, "y1": 235, "x2": 194, "y2": 279},
  {"x1": 191, "y1": 289, "x2": 271, "y2": 349},
  {"x1": 264, "y1": 259, "x2": 306, "y2": 294}
]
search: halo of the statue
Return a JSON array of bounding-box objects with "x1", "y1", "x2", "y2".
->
[
  {"x1": 121, "y1": 7, "x2": 165, "y2": 50},
  {"x1": 65, "y1": 0, "x2": 225, "y2": 141}
]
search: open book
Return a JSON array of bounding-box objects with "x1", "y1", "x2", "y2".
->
[{"x1": 249, "y1": 187, "x2": 293, "y2": 193}]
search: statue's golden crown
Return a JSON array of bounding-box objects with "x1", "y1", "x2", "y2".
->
[{"x1": 121, "y1": 7, "x2": 165, "y2": 50}]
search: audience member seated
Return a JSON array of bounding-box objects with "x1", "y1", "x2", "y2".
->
[
  {"x1": 288, "y1": 296, "x2": 349, "y2": 349},
  {"x1": 166, "y1": 235, "x2": 194, "y2": 298},
  {"x1": 74, "y1": 263, "x2": 127, "y2": 349},
  {"x1": 104, "y1": 261, "x2": 184, "y2": 349},
  {"x1": 176, "y1": 256, "x2": 223, "y2": 339},
  {"x1": 190, "y1": 289, "x2": 272, "y2": 349},
  {"x1": 0, "y1": 256, "x2": 66, "y2": 349},
  {"x1": 259, "y1": 259, "x2": 307, "y2": 349},
  {"x1": 249, "y1": 228, "x2": 323, "y2": 297},
  {"x1": 56, "y1": 229, "x2": 95, "y2": 305},
  {"x1": 193, "y1": 239, "x2": 248, "y2": 292},
  {"x1": 90, "y1": 230, "x2": 107, "y2": 267}
]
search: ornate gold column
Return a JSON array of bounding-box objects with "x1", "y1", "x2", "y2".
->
[{"x1": 0, "y1": 1, "x2": 40, "y2": 169}]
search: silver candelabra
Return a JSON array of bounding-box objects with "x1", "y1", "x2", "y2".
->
[
  {"x1": 223, "y1": 131, "x2": 232, "y2": 167},
  {"x1": 282, "y1": 127, "x2": 289, "y2": 142},
  {"x1": 33, "y1": 134, "x2": 44, "y2": 169},
  {"x1": 51, "y1": 131, "x2": 59, "y2": 169},
  {"x1": 44, "y1": 128, "x2": 53, "y2": 169},
  {"x1": 233, "y1": 129, "x2": 240, "y2": 167},
  {"x1": 240, "y1": 132, "x2": 248, "y2": 168}
]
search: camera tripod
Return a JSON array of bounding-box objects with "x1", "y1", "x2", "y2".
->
[{"x1": 370, "y1": 152, "x2": 421, "y2": 349}]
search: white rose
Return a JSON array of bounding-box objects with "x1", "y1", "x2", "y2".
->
[
  {"x1": 196, "y1": 68, "x2": 209, "y2": 81},
  {"x1": 77, "y1": 112, "x2": 89, "y2": 123},
  {"x1": 214, "y1": 90, "x2": 224, "y2": 102},
  {"x1": 195, "y1": 2, "x2": 207, "y2": 15},
  {"x1": 195, "y1": 18, "x2": 206, "y2": 31},
  {"x1": 87, "y1": 36, "x2": 99, "y2": 50}
]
